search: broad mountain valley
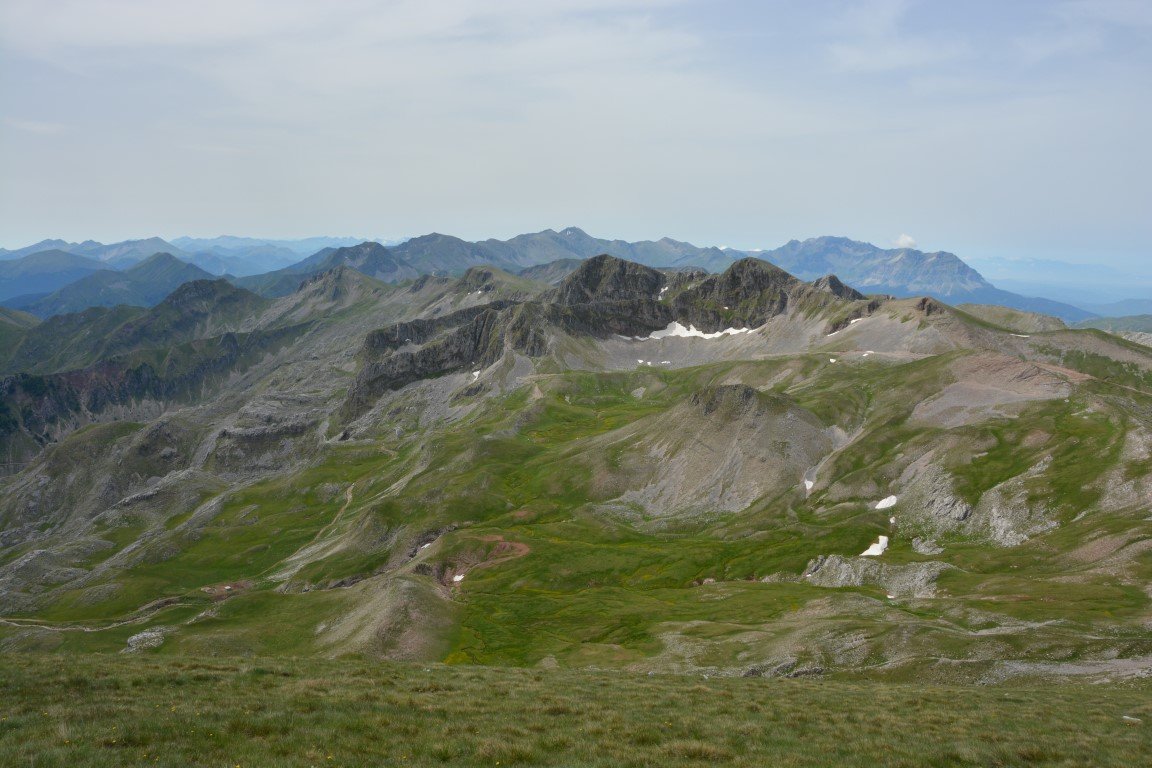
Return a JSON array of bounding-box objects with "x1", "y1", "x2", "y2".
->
[
  {"x1": 2, "y1": 232, "x2": 1151, "y2": 767},
  {"x1": 0, "y1": 238, "x2": 1149, "y2": 688}
]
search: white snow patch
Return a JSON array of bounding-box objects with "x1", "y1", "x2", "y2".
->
[
  {"x1": 645, "y1": 321, "x2": 751, "y2": 340},
  {"x1": 876, "y1": 495, "x2": 898, "y2": 510},
  {"x1": 659, "y1": 286, "x2": 669, "y2": 297},
  {"x1": 889, "y1": 516, "x2": 897, "y2": 524},
  {"x1": 637, "y1": 359, "x2": 644, "y2": 364},
  {"x1": 452, "y1": 574, "x2": 464, "y2": 583},
  {"x1": 803, "y1": 480, "x2": 814, "y2": 491},
  {"x1": 420, "y1": 543, "x2": 432, "y2": 550},
  {"x1": 862, "y1": 350, "x2": 874, "y2": 357},
  {"x1": 860, "y1": 535, "x2": 889, "y2": 557},
  {"x1": 850, "y1": 318, "x2": 864, "y2": 325},
  {"x1": 886, "y1": 594, "x2": 896, "y2": 599},
  {"x1": 471, "y1": 371, "x2": 479, "y2": 380},
  {"x1": 1011, "y1": 333, "x2": 1031, "y2": 338},
  {"x1": 829, "y1": 358, "x2": 837, "y2": 363},
  {"x1": 659, "y1": 360, "x2": 671, "y2": 365}
]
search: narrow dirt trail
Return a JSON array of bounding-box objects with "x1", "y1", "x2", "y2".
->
[
  {"x1": 0, "y1": 600, "x2": 186, "y2": 634},
  {"x1": 266, "y1": 483, "x2": 357, "y2": 582}
]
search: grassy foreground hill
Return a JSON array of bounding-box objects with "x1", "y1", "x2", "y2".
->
[{"x1": 1, "y1": 653, "x2": 1149, "y2": 767}]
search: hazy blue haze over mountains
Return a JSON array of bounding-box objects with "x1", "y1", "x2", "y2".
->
[
  {"x1": 966, "y1": 255, "x2": 1152, "y2": 309},
  {"x1": 8, "y1": 253, "x2": 214, "y2": 318},
  {"x1": 244, "y1": 228, "x2": 1096, "y2": 321},
  {"x1": 0, "y1": 228, "x2": 1134, "y2": 322},
  {"x1": 0, "y1": 235, "x2": 379, "y2": 279},
  {"x1": 0, "y1": 250, "x2": 107, "y2": 301}
]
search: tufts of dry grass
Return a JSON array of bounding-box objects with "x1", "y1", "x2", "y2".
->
[{"x1": 0, "y1": 654, "x2": 1150, "y2": 767}]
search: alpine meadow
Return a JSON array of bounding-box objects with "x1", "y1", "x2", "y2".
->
[{"x1": 1, "y1": 2, "x2": 1150, "y2": 766}]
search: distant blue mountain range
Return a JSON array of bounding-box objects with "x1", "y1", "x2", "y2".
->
[{"x1": 0, "y1": 229, "x2": 1141, "y2": 322}]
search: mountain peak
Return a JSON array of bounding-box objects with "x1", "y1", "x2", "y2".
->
[
  {"x1": 123, "y1": 253, "x2": 213, "y2": 285},
  {"x1": 159, "y1": 278, "x2": 252, "y2": 308},
  {"x1": 328, "y1": 241, "x2": 391, "y2": 258},
  {"x1": 721, "y1": 256, "x2": 797, "y2": 283},
  {"x1": 299, "y1": 263, "x2": 387, "y2": 292},
  {"x1": 129, "y1": 251, "x2": 186, "y2": 270},
  {"x1": 811, "y1": 274, "x2": 866, "y2": 300},
  {"x1": 762, "y1": 235, "x2": 996, "y2": 299},
  {"x1": 551, "y1": 254, "x2": 664, "y2": 305}
]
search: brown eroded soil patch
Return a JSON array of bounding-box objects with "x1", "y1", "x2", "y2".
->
[
  {"x1": 476, "y1": 534, "x2": 531, "y2": 559},
  {"x1": 442, "y1": 535, "x2": 531, "y2": 587},
  {"x1": 911, "y1": 353, "x2": 1074, "y2": 428},
  {"x1": 200, "y1": 580, "x2": 252, "y2": 601}
]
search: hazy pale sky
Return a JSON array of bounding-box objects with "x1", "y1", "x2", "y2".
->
[{"x1": 1, "y1": 0, "x2": 1149, "y2": 271}]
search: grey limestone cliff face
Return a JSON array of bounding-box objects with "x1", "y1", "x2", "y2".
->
[
  {"x1": 342, "y1": 254, "x2": 862, "y2": 421},
  {"x1": 347, "y1": 307, "x2": 517, "y2": 413},
  {"x1": 343, "y1": 295, "x2": 675, "y2": 421},
  {"x1": 802, "y1": 554, "x2": 953, "y2": 598},
  {"x1": 897, "y1": 461, "x2": 1057, "y2": 548},
  {"x1": 667, "y1": 258, "x2": 861, "y2": 333},
  {"x1": 0, "y1": 324, "x2": 307, "y2": 465},
  {"x1": 344, "y1": 256, "x2": 679, "y2": 418},
  {"x1": 359, "y1": 301, "x2": 521, "y2": 357},
  {"x1": 669, "y1": 258, "x2": 798, "y2": 331}
]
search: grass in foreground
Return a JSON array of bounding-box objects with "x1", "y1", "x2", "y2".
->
[{"x1": 1, "y1": 654, "x2": 1149, "y2": 767}]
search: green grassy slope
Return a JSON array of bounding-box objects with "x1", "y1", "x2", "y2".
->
[
  {"x1": 5, "y1": 346, "x2": 1150, "y2": 677},
  {"x1": 0, "y1": 654, "x2": 1149, "y2": 768},
  {"x1": 956, "y1": 303, "x2": 1066, "y2": 333}
]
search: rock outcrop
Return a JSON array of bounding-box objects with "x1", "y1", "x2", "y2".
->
[{"x1": 802, "y1": 554, "x2": 953, "y2": 598}]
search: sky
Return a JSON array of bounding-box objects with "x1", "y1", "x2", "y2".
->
[{"x1": 1, "y1": 0, "x2": 1149, "y2": 282}]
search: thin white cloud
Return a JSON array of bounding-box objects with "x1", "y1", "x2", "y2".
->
[
  {"x1": 829, "y1": 39, "x2": 967, "y2": 73},
  {"x1": 827, "y1": 0, "x2": 914, "y2": 39},
  {"x1": 0, "y1": 0, "x2": 1146, "y2": 270},
  {"x1": 1015, "y1": 25, "x2": 1102, "y2": 64},
  {"x1": 825, "y1": 0, "x2": 967, "y2": 73},
  {"x1": 895, "y1": 233, "x2": 917, "y2": 249},
  {"x1": 0, "y1": 1, "x2": 684, "y2": 52},
  {"x1": 1014, "y1": 0, "x2": 1152, "y2": 65},
  {"x1": 2, "y1": 117, "x2": 68, "y2": 135},
  {"x1": 1058, "y1": 0, "x2": 1152, "y2": 28},
  {"x1": 1, "y1": 1, "x2": 700, "y2": 128}
]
